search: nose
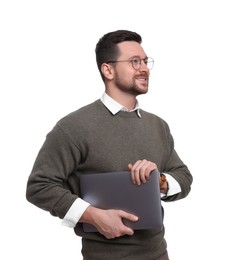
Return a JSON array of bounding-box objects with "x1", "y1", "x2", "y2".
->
[{"x1": 140, "y1": 60, "x2": 150, "y2": 72}]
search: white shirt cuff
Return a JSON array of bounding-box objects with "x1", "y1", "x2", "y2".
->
[
  {"x1": 161, "y1": 173, "x2": 181, "y2": 197},
  {"x1": 61, "y1": 198, "x2": 90, "y2": 228}
]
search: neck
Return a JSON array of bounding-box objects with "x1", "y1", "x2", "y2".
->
[{"x1": 105, "y1": 89, "x2": 137, "y2": 111}]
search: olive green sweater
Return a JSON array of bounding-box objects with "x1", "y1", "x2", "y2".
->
[{"x1": 26, "y1": 99, "x2": 192, "y2": 259}]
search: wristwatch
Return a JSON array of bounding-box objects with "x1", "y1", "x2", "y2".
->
[{"x1": 160, "y1": 173, "x2": 168, "y2": 194}]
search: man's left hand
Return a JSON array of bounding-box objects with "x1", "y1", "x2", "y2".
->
[{"x1": 128, "y1": 159, "x2": 157, "y2": 185}]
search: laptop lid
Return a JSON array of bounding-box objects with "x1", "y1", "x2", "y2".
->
[{"x1": 79, "y1": 169, "x2": 163, "y2": 232}]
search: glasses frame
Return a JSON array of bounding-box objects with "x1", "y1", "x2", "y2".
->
[{"x1": 106, "y1": 56, "x2": 154, "y2": 70}]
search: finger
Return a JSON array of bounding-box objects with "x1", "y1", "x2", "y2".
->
[
  {"x1": 118, "y1": 210, "x2": 139, "y2": 222},
  {"x1": 141, "y1": 168, "x2": 151, "y2": 183},
  {"x1": 122, "y1": 226, "x2": 134, "y2": 236},
  {"x1": 129, "y1": 160, "x2": 142, "y2": 185},
  {"x1": 120, "y1": 212, "x2": 138, "y2": 236},
  {"x1": 129, "y1": 160, "x2": 158, "y2": 185},
  {"x1": 128, "y1": 163, "x2": 136, "y2": 184},
  {"x1": 115, "y1": 210, "x2": 138, "y2": 237},
  {"x1": 140, "y1": 161, "x2": 158, "y2": 181},
  {"x1": 138, "y1": 161, "x2": 152, "y2": 183},
  {"x1": 135, "y1": 163, "x2": 157, "y2": 184},
  {"x1": 128, "y1": 163, "x2": 133, "y2": 171},
  {"x1": 132, "y1": 159, "x2": 149, "y2": 185}
]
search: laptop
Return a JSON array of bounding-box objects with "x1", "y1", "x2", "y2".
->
[{"x1": 79, "y1": 169, "x2": 163, "y2": 232}]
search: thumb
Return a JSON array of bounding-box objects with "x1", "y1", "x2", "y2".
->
[{"x1": 128, "y1": 163, "x2": 133, "y2": 171}]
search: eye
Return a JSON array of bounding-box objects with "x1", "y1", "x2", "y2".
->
[
  {"x1": 132, "y1": 58, "x2": 141, "y2": 65},
  {"x1": 143, "y1": 58, "x2": 148, "y2": 65}
]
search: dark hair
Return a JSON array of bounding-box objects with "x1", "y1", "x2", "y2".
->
[{"x1": 95, "y1": 30, "x2": 142, "y2": 80}]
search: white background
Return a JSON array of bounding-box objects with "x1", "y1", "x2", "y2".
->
[{"x1": 1, "y1": 0, "x2": 237, "y2": 259}]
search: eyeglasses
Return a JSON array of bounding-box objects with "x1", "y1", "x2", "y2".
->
[{"x1": 106, "y1": 56, "x2": 154, "y2": 70}]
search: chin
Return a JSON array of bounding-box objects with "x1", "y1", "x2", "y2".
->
[
  {"x1": 139, "y1": 86, "x2": 149, "y2": 94},
  {"x1": 136, "y1": 89, "x2": 148, "y2": 96}
]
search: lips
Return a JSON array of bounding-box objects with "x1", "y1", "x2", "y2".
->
[
  {"x1": 136, "y1": 77, "x2": 148, "y2": 84},
  {"x1": 138, "y1": 77, "x2": 147, "y2": 81}
]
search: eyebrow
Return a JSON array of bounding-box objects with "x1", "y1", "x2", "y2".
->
[{"x1": 128, "y1": 55, "x2": 148, "y2": 60}]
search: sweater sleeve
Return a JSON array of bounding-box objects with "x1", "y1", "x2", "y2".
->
[
  {"x1": 26, "y1": 124, "x2": 81, "y2": 219},
  {"x1": 161, "y1": 122, "x2": 193, "y2": 202}
]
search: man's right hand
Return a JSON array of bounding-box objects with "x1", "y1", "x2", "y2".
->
[{"x1": 80, "y1": 205, "x2": 138, "y2": 239}]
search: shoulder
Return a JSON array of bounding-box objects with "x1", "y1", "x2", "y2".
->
[
  {"x1": 43, "y1": 100, "x2": 108, "y2": 145},
  {"x1": 52, "y1": 99, "x2": 110, "y2": 137},
  {"x1": 58, "y1": 99, "x2": 104, "y2": 125},
  {"x1": 140, "y1": 109, "x2": 169, "y2": 128}
]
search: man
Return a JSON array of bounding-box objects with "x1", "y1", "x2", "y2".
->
[{"x1": 26, "y1": 30, "x2": 193, "y2": 260}]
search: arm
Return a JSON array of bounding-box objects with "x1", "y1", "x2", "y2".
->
[
  {"x1": 127, "y1": 122, "x2": 192, "y2": 201},
  {"x1": 160, "y1": 121, "x2": 193, "y2": 201},
  {"x1": 161, "y1": 148, "x2": 193, "y2": 201},
  {"x1": 26, "y1": 124, "x2": 139, "y2": 239},
  {"x1": 26, "y1": 125, "x2": 81, "y2": 219}
]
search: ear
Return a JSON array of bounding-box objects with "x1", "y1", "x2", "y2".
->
[{"x1": 101, "y1": 63, "x2": 114, "y2": 80}]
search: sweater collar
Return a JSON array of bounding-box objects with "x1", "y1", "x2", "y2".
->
[{"x1": 100, "y1": 92, "x2": 141, "y2": 118}]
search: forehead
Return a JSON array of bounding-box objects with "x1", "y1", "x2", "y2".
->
[{"x1": 117, "y1": 41, "x2": 147, "y2": 58}]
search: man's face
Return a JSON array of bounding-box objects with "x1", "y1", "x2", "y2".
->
[{"x1": 113, "y1": 41, "x2": 150, "y2": 96}]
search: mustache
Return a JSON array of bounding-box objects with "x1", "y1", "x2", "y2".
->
[{"x1": 135, "y1": 73, "x2": 149, "y2": 78}]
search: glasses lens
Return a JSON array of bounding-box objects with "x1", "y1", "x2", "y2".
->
[
  {"x1": 131, "y1": 58, "x2": 141, "y2": 70},
  {"x1": 146, "y1": 57, "x2": 154, "y2": 70},
  {"x1": 131, "y1": 57, "x2": 154, "y2": 70}
]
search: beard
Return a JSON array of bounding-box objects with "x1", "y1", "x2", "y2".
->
[{"x1": 114, "y1": 73, "x2": 149, "y2": 96}]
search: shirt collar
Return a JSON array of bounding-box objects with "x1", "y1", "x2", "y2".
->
[{"x1": 100, "y1": 92, "x2": 141, "y2": 118}]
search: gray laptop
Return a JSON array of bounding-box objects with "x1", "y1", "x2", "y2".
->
[{"x1": 79, "y1": 169, "x2": 163, "y2": 232}]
